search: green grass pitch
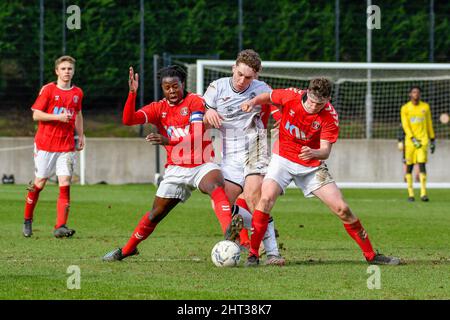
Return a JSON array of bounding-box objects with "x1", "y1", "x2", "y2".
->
[{"x1": 0, "y1": 184, "x2": 449, "y2": 299}]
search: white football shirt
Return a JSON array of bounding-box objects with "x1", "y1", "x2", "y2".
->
[{"x1": 203, "y1": 77, "x2": 272, "y2": 157}]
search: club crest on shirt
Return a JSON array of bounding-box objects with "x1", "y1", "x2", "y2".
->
[
  {"x1": 289, "y1": 109, "x2": 295, "y2": 117},
  {"x1": 312, "y1": 121, "x2": 321, "y2": 130},
  {"x1": 73, "y1": 95, "x2": 79, "y2": 104},
  {"x1": 180, "y1": 107, "x2": 189, "y2": 116},
  {"x1": 54, "y1": 95, "x2": 60, "y2": 101},
  {"x1": 249, "y1": 92, "x2": 256, "y2": 99},
  {"x1": 162, "y1": 112, "x2": 167, "y2": 118}
]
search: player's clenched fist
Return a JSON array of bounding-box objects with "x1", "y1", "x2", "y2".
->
[
  {"x1": 129, "y1": 66, "x2": 139, "y2": 93},
  {"x1": 299, "y1": 146, "x2": 317, "y2": 161},
  {"x1": 241, "y1": 100, "x2": 255, "y2": 113},
  {"x1": 57, "y1": 109, "x2": 72, "y2": 123}
]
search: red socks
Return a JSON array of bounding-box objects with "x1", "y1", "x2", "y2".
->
[
  {"x1": 24, "y1": 184, "x2": 43, "y2": 220},
  {"x1": 55, "y1": 186, "x2": 70, "y2": 228},
  {"x1": 249, "y1": 209, "x2": 270, "y2": 257},
  {"x1": 235, "y1": 198, "x2": 250, "y2": 247},
  {"x1": 344, "y1": 220, "x2": 376, "y2": 261},
  {"x1": 122, "y1": 213, "x2": 158, "y2": 256},
  {"x1": 210, "y1": 187, "x2": 232, "y2": 234}
]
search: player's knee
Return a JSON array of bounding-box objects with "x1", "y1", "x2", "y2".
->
[
  {"x1": 245, "y1": 193, "x2": 259, "y2": 208},
  {"x1": 418, "y1": 163, "x2": 426, "y2": 173},
  {"x1": 406, "y1": 165, "x2": 414, "y2": 174},
  {"x1": 258, "y1": 195, "x2": 275, "y2": 213},
  {"x1": 335, "y1": 203, "x2": 352, "y2": 221},
  {"x1": 201, "y1": 179, "x2": 225, "y2": 195},
  {"x1": 33, "y1": 178, "x2": 47, "y2": 189},
  {"x1": 147, "y1": 209, "x2": 164, "y2": 223}
]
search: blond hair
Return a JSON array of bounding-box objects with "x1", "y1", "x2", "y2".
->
[{"x1": 55, "y1": 55, "x2": 76, "y2": 69}]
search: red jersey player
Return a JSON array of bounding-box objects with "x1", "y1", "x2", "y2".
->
[
  {"x1": 241, "y1": 78, "x2": 401, "y2": 266},
  {"x1": 23, "y1": 55, "x2": 84, "y2": 238},
  {"x1": 233, "y1": 103, "x2": 281, "y2": 252},
  {"x1": 103, "y1": 65, "x2": 240, "y2": 261}
]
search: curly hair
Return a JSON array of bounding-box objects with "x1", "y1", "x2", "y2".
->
[
  {"x1": 158, "y1": 65, "x2": 187, "y2": 84},
  {"x1": 308, "y1": 78, "x2": 332, "y2": 98},
  {"x1": 235, "y1": 49, "x2": 262, "y2": 73}
]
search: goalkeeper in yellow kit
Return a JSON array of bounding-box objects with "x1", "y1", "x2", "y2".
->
[{"x1": 400, "y1": 86, "x2": 436, "y2": 202}]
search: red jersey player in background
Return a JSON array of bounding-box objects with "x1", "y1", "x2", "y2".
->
[
  {"x1": 241, "y1": 78, "x2": 401, "y2": 266},
  {"x1": 23, "y1": 55, "x2": 84, "y2": 238},
  {"x1": 103, "y1": 65, "x2": 240, "y2": 261}
]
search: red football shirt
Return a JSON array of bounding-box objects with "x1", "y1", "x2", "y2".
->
[
  {"x1": 261, "y1": 104, "x2": 281, "y2": 128},
  {"x1": 271, "y1": 88, "x2": 339, "y2": 167},
  {"x1": 32, "y1": 82, "x2": 83, "y2": 152},
  {"x1": 123, "y1": 92, "x2": 213, "y2": 167}
]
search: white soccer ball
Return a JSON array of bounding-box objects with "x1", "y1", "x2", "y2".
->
[{"x1": 211, "y1": 240, "x2": 241, "y2": 267}]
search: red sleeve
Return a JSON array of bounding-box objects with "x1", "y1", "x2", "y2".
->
[
  {"x1": 270, "y1": 104, "x2": 282, "y2": 122},
  {"x1": 31, "y1": 85, "x2": 52, "y2": 112},
  {"x1": 320, "y1": 105, "x2": 339, "y2": 143},
  {"x1": 122, "y1": 92, "x2": 160, "y2": 126},
  {"x1": 270, "y1": 88, "x2": 299, "y2": 109}
]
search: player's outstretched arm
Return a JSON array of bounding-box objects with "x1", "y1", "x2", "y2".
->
[
  {"x1": 122, "y1": 67, "x2": 146, "y2": 126},
  {"x1": 128, "y1": 66, "x2": 139, "y2": 93},
  {"x1": 241, "y1": 92, "x2": 271, "y2": 112}
]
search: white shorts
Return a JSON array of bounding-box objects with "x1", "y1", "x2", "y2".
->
[
  {"x1": 34, "y1": 144, "x2": 76, "y2": 178},
  {"x1": 156, "y1": 162, "x2": 221, "y2": 202},
  {"x1": 221, "y1": 129, "x2": 269, "y2": 188},
  {"x1": 265, "y1": 154, "x2": 334, "y2": 197}
]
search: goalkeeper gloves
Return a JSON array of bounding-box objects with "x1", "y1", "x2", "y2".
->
[
  {"x1": 397, "y1": 141, "x2": 404, "y2": 151},
  {"x1": 411, "y1": 137, "x2": 422, "y2": 149},
  {"x1": 430, "y1": 139, "x2": 436, "y2": 154}
]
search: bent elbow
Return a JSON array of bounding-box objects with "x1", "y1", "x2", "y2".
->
[{"x1": 122, "y1": 117, "x2": 133, "y2": 126}]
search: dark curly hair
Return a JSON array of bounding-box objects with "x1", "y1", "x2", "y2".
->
[
  {"x1": 158, "y1": 65, "x2": 187, "y2": 84},
  {"x1": 308, "y1": 78, "x2": 332, "y2": 98}
]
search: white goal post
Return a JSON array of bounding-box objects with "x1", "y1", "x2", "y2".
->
[
  {"x1": 195, "y1": 60, "x2": 450, "y2": 187},
  {"x1": 196, "y1": 60, "x2": 450, "y2": 140}
]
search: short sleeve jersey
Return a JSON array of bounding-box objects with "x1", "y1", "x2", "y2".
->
[
  {"x1": 32, "y1": 82, "x2": 83, "y2": 152},
  {"x1": 271, "y1": 88, "x2": 339, "y2": 167},
  {"x1": 203, "y1": 77, "x2": 272, "y2": 154},
  {"x1": 138, "y1": 93, "x2": 212, "y2": 167}
]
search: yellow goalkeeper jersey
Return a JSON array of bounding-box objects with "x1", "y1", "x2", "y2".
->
[{"x1": 401, "y1": 100, "x2": 435, "y2": 143}]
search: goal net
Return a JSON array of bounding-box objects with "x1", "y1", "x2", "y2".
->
[{"x1": 195, "y1": 61, "x2": 450, "y2": 140}]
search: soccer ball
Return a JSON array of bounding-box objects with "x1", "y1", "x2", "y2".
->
[{"x1": 211, "y1": 240, "x2": 241, "y2": 267}]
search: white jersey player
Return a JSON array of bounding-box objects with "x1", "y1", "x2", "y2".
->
[
  {"x1": 203, "y1": 77, "x2": 271, "y2": 185},
  {"x1": 203, "y1": 49, "x2": 285, "y2": 266}
]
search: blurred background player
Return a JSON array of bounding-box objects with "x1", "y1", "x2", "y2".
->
[
  {"x1": 203, "y1": 49, "x2": 284, "y2": 265},
  {"x1": 400, "y1": 86, "x2": 436, "y2": 202},
  {"x1": 397, "y1": 124, "x2": 420, "y2": 182},
  {"x1": 103, "y1": 65, "x2": 238, "y2": 261},
  {"x1": 22, "y1": 55, "x2": 84, "y2": 238},
  {"x1": 241, "y1": 78, "x2": 400, "y2": 266}
]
